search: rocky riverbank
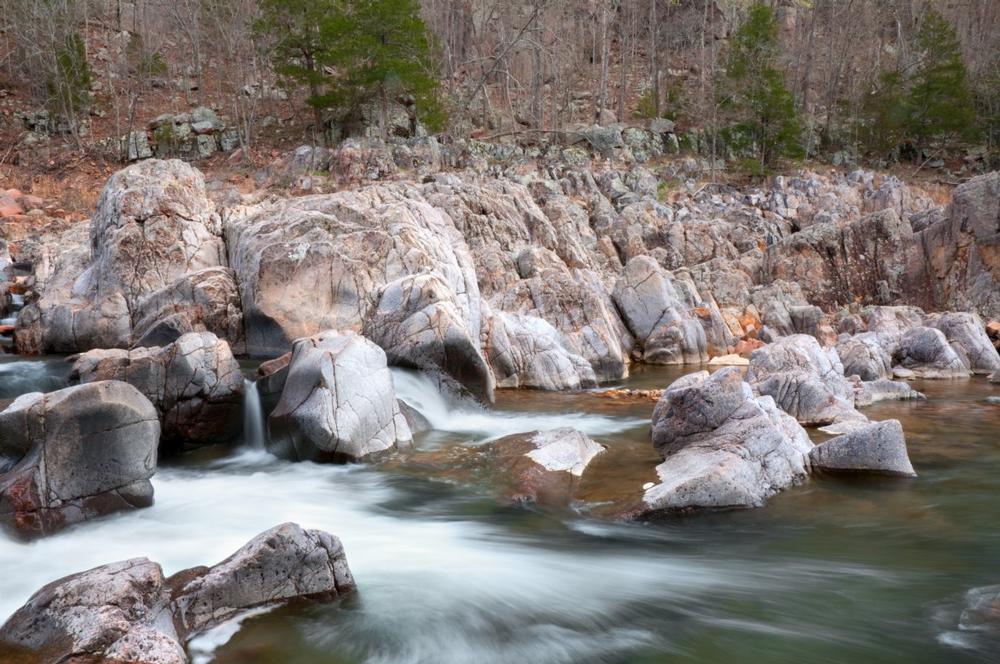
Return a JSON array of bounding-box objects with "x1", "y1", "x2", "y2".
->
[{"x1": 0, "y1": 151, "x2": 998, "y2": 661}]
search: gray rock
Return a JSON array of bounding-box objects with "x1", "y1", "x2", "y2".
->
[
  {"x1": 638, "y1": 367, "x2": 813, "y2": 514},
  {"x1": 268, "y1": 330, "x2": 412, "y2": 461},
  {"x1": 0, "y1": 523, "x2": 354, "y2": 663},
  {"x1": 851, "y1": 377, "x2": 925, "y2": 407},
  {"x1": 70, "y1": 332, "x2": 244, "y2": 447},
  {"x1": 747, "y1": 334, "x2": 862, "y2": 426},
  {"x1": 0, "y1": 381, "x2": 159, "y2": 537},
  {"x1": 612, "y1": 256, "x2": 707, "y2": 365},
  {"x1": 483, "y1": 310, "x2": 596, "y2": 390},
  {"x1": 893, "y1": 326, "x2": 971, "y2": 378},
  {"x1": 809, "y1": 419, "x2": 917, "y2": 477},
  {"x1": 928, "y1": 312, "x2": 1000, "y2": 375},
  {"x1": 837, "y1": 332, "x2": 892, "y2": 381}
]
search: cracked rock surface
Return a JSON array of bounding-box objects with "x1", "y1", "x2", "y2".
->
[
  {"x1": 0, "y1": 381, "x2": 159, "y2": 537},
  {"x1": 0, "y1": 523, "x2": 355, "y2": 663}
]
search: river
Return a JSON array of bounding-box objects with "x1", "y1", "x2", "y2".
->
[{"x1": 0, "y1": 356, "x2": 998, "y2": 663}]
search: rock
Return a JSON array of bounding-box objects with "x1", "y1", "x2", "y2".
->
[
  {"x1": 928, "y1": 312, "x2": 1000, "y2": 375},
  {"x1": 0, "y1": 381, "x2": 159, "y2": 537},
  {"x1": 892, "y1": 326, "x2": 971, "y2": 378},
  {"x1": 837, "y1": 332, "x2": 892, "y2": 381},
  {"x1": 991, "y1": 369, "x2": 999, "y2": 384},
  {"x1": 485, "y1": 428, "x2": 605, "y2": 505},
  {"x1": 746, "y1": 334, "x2": 862, "y2": 426},
  {"x1": 708, "y1": 353, "x2": 749, "y2": 366},
  {"x1": 637, "y1": 367, "x2": 812, "y2": 514},
  {"x1": 957, "y1": 585, "x2": 1000, "y2": 634},
  {"x1": 16, "y1": 160, "x2": 226, "y2": 353},
  {"x1": 483, "y1": 310, "x2": 596, "y2": 390},
  {"x1": 612, "y1": 256, "x2": 707, "y2": 365},
  {"x1": 70, "y1": 332, "x2": 244, "y2": 447},
  {"x1": 0, "y1": 523, "x2": 354, "y2": 663},
  {"x1": 809, "y1": 419, "x2": 917, "y2": 477},
  {"x1": 132, "y1": 266, "x2": 246, "y2": 355},
  {"x1": 0, "y1": 194, "x2": 24, "y2": 218},
  {"x1": 268, "y1": 330, "x2": 412, "y2": 461}
]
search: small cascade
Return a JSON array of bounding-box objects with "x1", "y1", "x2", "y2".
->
[
  {"x1": 242, "y1": 379, "x2": 267, "y2": 450},
  {"x1": 0, "y1": 292, "x2": 25, "y2": 352}
]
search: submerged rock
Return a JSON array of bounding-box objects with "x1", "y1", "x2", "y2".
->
[
  {"x1": 893, "y1": 326, "x2": 970, "y2": 378},
  {"x1": 268, "y1": 330, "x2": 412, "y2": 461},
  {"x1": 0, "y1": 381, "x2": 159, "y2": 537},
  {"x1": 809, "y1": 419, "x2": 917, "y2": 477},
  {"x1": 638, "y1": 367, "x2": 813, "y2": 514},
  {"x1": 485, "y1": 428, "x2": 606, "y2": 505},
  {"x1": 70, "y1": 332, "x2": 244, "y2": 447},
  {"x1": 0, "y1": 523, "x2": 354, "y2": 663}
]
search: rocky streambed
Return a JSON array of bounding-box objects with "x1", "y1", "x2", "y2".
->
[{"x1": 0, "y1": 156, "x2": 999, "y2": 662}]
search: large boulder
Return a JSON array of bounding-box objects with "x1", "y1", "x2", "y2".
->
[
  {"x1": 612, "y1": 256, "x2": 708, "y2": 364},
  {"x1": 892, "y1": 326, "x2": 971, "y2": 378},
  {"x1": 16, "y1": 160, "x2": 227, "y2": 353},
  {"x1": 927, "y1": 312, "x2": 1000, "y2": 375},
  {"x1": 482, "y1": 310, "x2": 596, "y2": 390},
  {"x1": 0, "y1": 381, "x2": 159, "y2": 537},
  {"x1": 837, "y1": 332, "x2": 892, "y2": 381},
  {"x1": 268, "y1": 330, "x2": 412, "y2": 461},
  {"x1": 0, "y1": 523, "x2": 355, "y2": 663},
  {"x1": 809, "y1": 419, "x2": 917, "y2": 477},
  {"x1": 639, "y1": 367, "x2": 813, "y2": 514},
  {"x1": 484, "y1": 428, "x2": 606, "y2": 505},
  {"x1": 746, "y1": 334, "x2": 862, "y2": 426},
  {"x1": 225, "y1": 185, "x2": 493, "y2": 397},
  {"x1": 70, "y1": 332, "x2": 244, "y2": 447}
]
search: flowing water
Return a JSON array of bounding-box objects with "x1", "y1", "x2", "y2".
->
[
  {"x1": 242, "y1": 378, "x2": 267, "y2": 450},
  {"x1": 1, "y1": 358, "x2": 999, "y2": 663}
]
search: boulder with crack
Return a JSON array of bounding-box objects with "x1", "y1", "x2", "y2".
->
[
  {"x1": 612, "y1": 255, "x2": 708, "y2": 365},
  {"x1": 634, "y1": 367, "x2": 813, "y2": 515},
  {"x1": 70, "y1": 332, "x2": 244, "y2": 447},
  {"x1": 268, "y1": 330, "x2": 413, "y2": 461},
  {"x1": 746, "y1": 334, "x2": 864, "y2": 426},
  {"x1": 0, "y1": 381, "x2": 159, "y2": 537},
  {"x1": 0, "y1": 523, "x2": 355, "y2": 663}
]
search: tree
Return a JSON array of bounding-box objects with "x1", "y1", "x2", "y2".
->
[
  {"x1": 324, "y1": 0, "x2": 445, "y2": 136},
  {"x1": 904, "y1": 8, "x2": 975, "y2": 152},
  {"x1": 858, "y1": 70, "x2": 908, "y2": 158},
  {"x1": 721, "y1": 3, "x2": 801, "y2": 172}
]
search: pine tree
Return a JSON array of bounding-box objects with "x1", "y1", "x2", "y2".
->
[
  {"x1": 256, "y1": 0, "x2": 339, "y2": 137},
  {"x1": 722, "y1": 3, "x2": 801, "y2": 172},
  {"x1": 257, "y1": 0, "x2": 444, "y2": 141},
  {"x1": 905, "y1": 8, "x2": 974, "y2": 151},
  {"x1": 858, "y1": 71, "x2": 908, "y2": 157},
  {"x1": 325, "y1": 0, "x2": 444, "y2": 137}
]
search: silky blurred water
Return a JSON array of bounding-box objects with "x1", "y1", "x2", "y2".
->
[{"x1": 1, "y1": 359, "x2": 998, "y2": 663}]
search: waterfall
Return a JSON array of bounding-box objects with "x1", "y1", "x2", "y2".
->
[
  {"x1": 242, "y1": 379, "x2": 267, "y2": 450},
  {"x1": 389, "y1": 368, "x2": 644, "y2": 440}
]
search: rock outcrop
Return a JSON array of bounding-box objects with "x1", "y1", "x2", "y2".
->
[
  {"x1": 485, "y1": 428, "x2": 605, "y2": 505},
  {"x1": 16, "y1": 160, "x2": 228, "y2": 353},
  {"x1": 809, "y1": 419, "x2": 917, "y2": 477},
  {"x1": 70, "y1": 332, "x2": 244, "y2": 447},
  {"x1": 638, "y1": 367, "x2": 813, "y2": 514},
  {"x1": 0, "y1": 523, "x2": 355, "y2": 663},
  {"x1": 268, "y1": 330, "x2": 412, "y2": 461},
  {"x1": 0, "y1": 381, "x2": 159, "y2": 537},
  {"x1": 927, "y1": 312, "x2": 1000, "y2": 375}
]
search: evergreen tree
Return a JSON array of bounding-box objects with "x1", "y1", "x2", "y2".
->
[
  {"x1": 905, "y1": 8, "x2": 974, "y2": 151},
  {"x1": 858, "y1": 71, "x2": 908, "y2": 157},
  {"x1": 722, "y1": 3, "x2": 801, "y2": 172},
  {"x1": 257, "y1": 0, "x2": 443, "y2": 141},
  {"x1": 325, "y1": 0, "x2": 445, "y2": 136},
  {"x1": 256, "y1": 0, "x2": 339, "y2": 136}
]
